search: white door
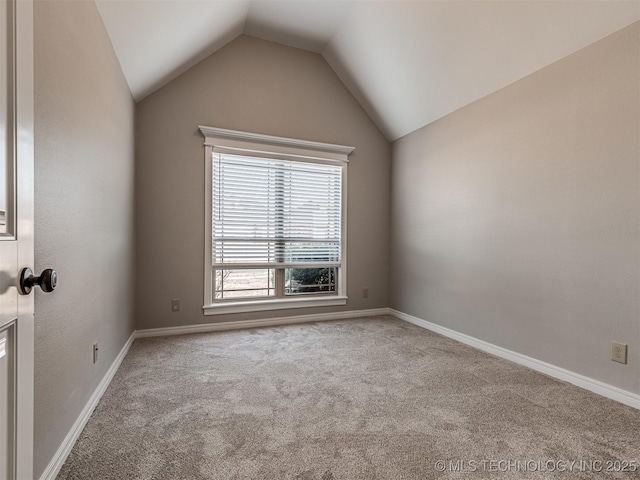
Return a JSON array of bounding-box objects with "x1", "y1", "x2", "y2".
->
[{"x1": 1, "y1": 0, "x2": 34, "y2": 478}]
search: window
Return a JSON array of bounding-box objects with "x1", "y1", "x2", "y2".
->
[
  {"x1": 212, "y1": 153, "x2": 341, "y2": 299},
  {"x1": 200, "y1": 126, "x2": 353, "y2": 315}
]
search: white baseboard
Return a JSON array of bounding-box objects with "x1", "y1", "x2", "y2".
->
[
  {"x1": 38, "y1": 331, "x2": 136, "y2": 480},
  {"x1": 389, "y1": 309, "x2": 640, "y2": 410},
  {"x1": 135, "y1": 308, "x2": 391, "y2": 338}
]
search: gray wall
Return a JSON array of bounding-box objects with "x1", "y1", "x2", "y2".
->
[
  {"x1": 135, "y1": 35, "x2": 391, "y2": 330},
  {"x1": 391, "y1": 23, "x2": 640, "y2": 394},
  {"x1": 33, "y1": 1, "x2": 135, "y2": 476}
]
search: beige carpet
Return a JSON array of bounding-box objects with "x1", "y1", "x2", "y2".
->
[{"x1": 57, "y1": 316, "x2": 639, "y2": 479}]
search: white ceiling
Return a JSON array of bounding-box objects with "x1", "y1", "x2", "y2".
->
[{"x1": 95, "y1": 0, "x2": 640, "y2": 141}]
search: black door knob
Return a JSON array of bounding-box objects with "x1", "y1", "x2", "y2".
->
[{"x1": 19, "y1": 267, "x2": 57, "y2": 295}]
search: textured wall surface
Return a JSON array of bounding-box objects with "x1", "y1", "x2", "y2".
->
[
  {"x1": 135, "y1": 35, "x2": 391, "y2": 330},
  {"x1": 33, "y1": 1, "x2": 135, "y2": 476},
  {"x1": 391, "y1": 23, "x2": 640, "y2": 394}
]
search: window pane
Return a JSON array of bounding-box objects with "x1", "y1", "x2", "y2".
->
[
  {"x1": 212, "y1": 153, "x2": 342, "y2": 266},
  {"x1": 285, "y1": 268, "x2": 336, "y2": 295},
  {"x1": 215, "y1": 269, "x2": 275, "y2": 299}
]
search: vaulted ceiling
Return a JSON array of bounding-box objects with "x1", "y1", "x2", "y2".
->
[{"x1": 95, "y1": 0, "x2": 640, "y2": 141}]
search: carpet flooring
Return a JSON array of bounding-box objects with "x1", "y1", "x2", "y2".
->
[{"x1": 57, "y1": 316, "x2": 640, "y2": 479}]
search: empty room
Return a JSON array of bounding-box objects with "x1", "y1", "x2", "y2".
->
[{"x1": 1, "y1": 0, "x2": 639, "y2": 479}]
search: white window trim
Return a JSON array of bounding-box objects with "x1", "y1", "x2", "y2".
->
[{"x1": 200, "y1": 126, "x2": 354, "y2": 316}]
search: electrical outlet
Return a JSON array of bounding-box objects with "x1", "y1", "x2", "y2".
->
[
  {"x1": 611, "y1": 341, "x2": 627, "y2": 364},
  {"x1": 362, "y1": 288, "x2": 369, "y2": 299},
  {"x1": 171, "y1": 298, "x2": 181, "y2": 312},
  {"x1": 93, "y1": 343, "x2": 99, "y2": 364}
]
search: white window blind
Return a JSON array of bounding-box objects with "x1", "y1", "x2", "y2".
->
[{"x1": 212, "y1": 153, "x2": 342, "y2": 269}]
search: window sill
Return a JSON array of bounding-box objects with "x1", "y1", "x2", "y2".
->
[{"x1": 203, "y1": 295, "x2": 348, "y2": 315}]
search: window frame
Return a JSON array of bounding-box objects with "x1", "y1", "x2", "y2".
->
[{"x1": 200, "y1": 126, "x2": 353, "y2": 315}]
